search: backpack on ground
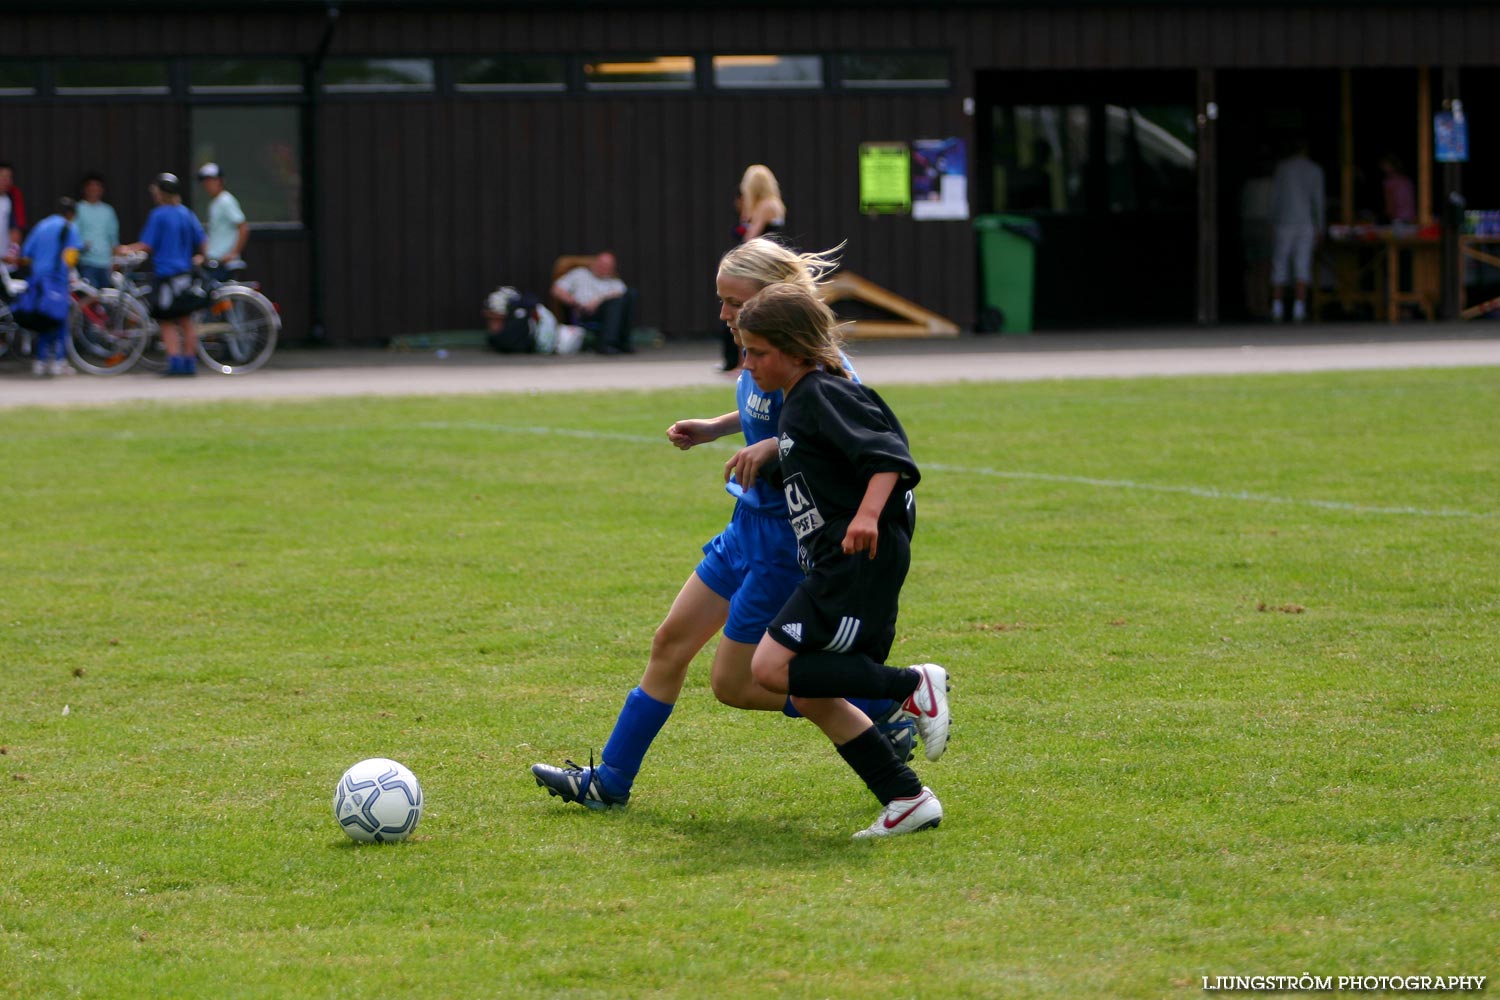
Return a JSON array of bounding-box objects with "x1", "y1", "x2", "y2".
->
[{"x1": 484, "y1": 286, "x2": 540, "y2": 354}]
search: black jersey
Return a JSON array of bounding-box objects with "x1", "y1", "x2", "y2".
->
[{"x1": 776, "y1": 369, "x2": 920, "y2": 571}]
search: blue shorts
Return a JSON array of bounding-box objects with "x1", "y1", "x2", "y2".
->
[{"x1": 695, "y1": 504, "x2": 803, "y2": 645}]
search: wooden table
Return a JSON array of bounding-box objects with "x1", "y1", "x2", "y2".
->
[
  {"x1": 1316, "y1": 231, "x2": 1439, "y2": 323},
  {"x1": 1459, "y1": 235, "x2": 1500, "y2": 320}
]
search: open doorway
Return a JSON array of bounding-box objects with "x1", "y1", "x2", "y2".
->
[
  {"x1": 1215, "y1": 69, "x2": 1423, "y2": 321},
  {"x1": 974, "y1": 69, "x2": 1198, "y2": 329}
]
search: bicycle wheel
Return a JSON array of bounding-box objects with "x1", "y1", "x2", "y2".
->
[
  {"x1": 0, "y1": 302, "x2": 17, "y2": 361},
  {"x1": 196, "y1": 286, "x2": 279, "y2": 374},
  {"x1": 68, "y1": 288, "x2": 152, "y2": 376}
]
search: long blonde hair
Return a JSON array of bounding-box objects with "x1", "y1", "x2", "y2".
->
[
  {"x1": 739, "y1": 164, "x2": 782, "y2": 212},
  {"x1": 735, "y1": 283, "x2": 849, "y2": 380},
  {"x1": 718, "y1": 237, "x2": 841, "y2": 297}
]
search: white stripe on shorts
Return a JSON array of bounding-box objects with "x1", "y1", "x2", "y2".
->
[{"x1": 824, "y1": 616, "x2": 861, "y2": 654}]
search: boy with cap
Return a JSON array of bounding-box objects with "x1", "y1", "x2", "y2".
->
[
  {"x1": 119, "y1": 173, "x2": 206, "y2": 376},
  {"x1": 197, "y1": 163, "x2": 248, "y2": 278}
]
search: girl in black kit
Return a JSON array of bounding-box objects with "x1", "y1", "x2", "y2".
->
[{"x1": 735, "y1": 283, "x2": 951, "y2": 838}]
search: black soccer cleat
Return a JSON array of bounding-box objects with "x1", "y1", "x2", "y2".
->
[{"x1": 531, "y1": 755, "x2": 629, "y2": 811}]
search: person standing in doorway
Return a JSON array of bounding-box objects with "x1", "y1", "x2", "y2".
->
[
  {"x1": 1268, "y1": 138, "x2": 1326, "y2": 324},
  {"x1": 1239, "y1": 150, "x2": 1274, "y2": 321},
  {"x1": 1378, "y1": 154, "x2": 1416, "y2": 225}
]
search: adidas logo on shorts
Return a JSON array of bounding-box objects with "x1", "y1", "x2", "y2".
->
[{"x1": 780, "y1": 622, "x2": 803, "y2": 643}]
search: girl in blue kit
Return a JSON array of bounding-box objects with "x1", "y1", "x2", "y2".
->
[{"x1": 532, "y1": 238, "x2": 921, "y2": 810}]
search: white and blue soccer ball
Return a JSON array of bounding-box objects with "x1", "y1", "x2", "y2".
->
[{"x1": 334, "y1": 758, "x2": 424, "y2": 843}]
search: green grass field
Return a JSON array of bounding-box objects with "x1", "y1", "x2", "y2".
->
[{"x1": 3, "y1": 368, "x2": 1497, "y2": 999}]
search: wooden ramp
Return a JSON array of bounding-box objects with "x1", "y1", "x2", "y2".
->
[{"x1": 818, "y1": 271, "x2": 959, "y2": 340}]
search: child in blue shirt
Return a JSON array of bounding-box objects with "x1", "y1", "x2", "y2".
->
[
  {"x1": 73, "y1": 173, "x2": 119, "y2": 292},
  {"x1": 17, "y1": 197, "x2": 83, "y2": 376},
  {"x1": 120, "y1": 173, "x2": 206, "y2": 376}
]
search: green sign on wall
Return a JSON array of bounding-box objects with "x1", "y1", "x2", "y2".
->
[{"x1": 859, "y1": 142, "x2": 911, "y2": 215}]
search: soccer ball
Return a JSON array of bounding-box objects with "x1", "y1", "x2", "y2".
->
[{"x1": 333, "y1": 758, "x2": 423, "y2": 843}]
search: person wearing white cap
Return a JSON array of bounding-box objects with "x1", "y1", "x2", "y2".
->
[{"x1": 197, "y1": 162, "x2": 248, "y2": 276}]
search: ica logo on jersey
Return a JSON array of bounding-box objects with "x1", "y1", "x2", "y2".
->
[{"x1": 783, "y1": 472, "x2": 825, "y2": 541}]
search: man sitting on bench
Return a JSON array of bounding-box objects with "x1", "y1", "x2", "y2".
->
[{"x1": 550, "y1": 251, "x2": 638, "y2": 354}]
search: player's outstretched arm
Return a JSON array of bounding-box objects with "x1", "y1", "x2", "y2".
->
[{"x1": 666, "y1": 411, "x2": 740, "y2": 450}]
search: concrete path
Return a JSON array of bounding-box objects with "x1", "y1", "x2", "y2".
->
[{"x1": 2, "y1": 324, "x2": 1497, "y2": 410}]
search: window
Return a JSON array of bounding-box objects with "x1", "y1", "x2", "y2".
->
[
  {"x1": 990, "y1": 102, "x2": 1195, "y2": 215},
  {"x1": 190, "y1": 106, "x2": 303, "y2": 226},
  {"x1": 839, "y1": 53, "x2": 950, "y2": 90},
  {"x1": 55, "y1": 61, "x2": 170, "y2": 96},
  {"x1": 582, "y1": 56, "x2": 695, "y2": 92},
  {"x1": 190, "y1": 60, "x2": 302, "y2": 95},
  {"x1": 712, "y1": 55, "x2": 823, "y2": 90},
  {"x1": 0, "y1": 61, "x2": 39, "y2": 97},
  {"x1": 453, "y1": 56, "x2": 567, "y2": 93},
  {"x1": 323, "y1": 58, "x2": 435, "y2": 94},
  {"x1": 1110, "y1": 104, "x2": 1197, "y2": 213}
]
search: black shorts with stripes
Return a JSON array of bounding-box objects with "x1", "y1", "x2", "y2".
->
[{"x1": 768, "y1": 524, "x2": 910, "y2": 665}]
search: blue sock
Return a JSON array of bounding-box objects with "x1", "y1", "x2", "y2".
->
[
  {"x1": 597, "y1": 687, "x2": 673, "y2": 796},
  {"x1": 850, "y1": 697, "x2": 897, "y2": 722},
  {"x1": 783, "y1": 696, "x2": 895, "y2": 720}
]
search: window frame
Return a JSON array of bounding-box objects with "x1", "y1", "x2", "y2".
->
[
  {"x1": 834, "y1": 51, "x2": 953, "y2": 92},
  {"x1": 450, "y1": 55, "x2": 569, "y2": 95},
  {"x1": 320, "y1": 56, "x2": 438, "y2": 96},
  {"x1": 580, "y1": 53, "x2": 699, "y2": 93},
  {"x1": 711, "y1": 54, "x2": 826, "y2": 92},
  {"x1": 52, "y1": 58, "x2": 173, "y2": 98}
]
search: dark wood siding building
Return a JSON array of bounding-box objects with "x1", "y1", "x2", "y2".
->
[{"x1": 4, "y1": 2, "x2": 1498, "y2": 343}]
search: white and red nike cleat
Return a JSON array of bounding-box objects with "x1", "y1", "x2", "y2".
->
[
  {"x1": 853, "y1": 786, "x2": 943, "y2": 839},
  {"x1": 898, "y1": 663, "x2": 950, "y2": 761}
]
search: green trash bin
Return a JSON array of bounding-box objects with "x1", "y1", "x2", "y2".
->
[{"x1": 974, "y1": 214, "x2": 1041, "y2": 334}]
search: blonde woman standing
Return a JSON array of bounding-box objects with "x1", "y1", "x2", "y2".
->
[
  {"x1": 739, "y1": 164, "x2": 786, "y2": 241},
  {"x1": 717, "y1": 166, "x2": 790, "y2": 370}
]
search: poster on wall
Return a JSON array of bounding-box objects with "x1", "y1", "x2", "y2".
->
[
  {"x1": 859, "y1": 142, "x2": 912, "y2": 215},
  {"x1": 912, "y1": 138, "x2": 969, "y2": 221},
  {"x1": 1434, "y1": 109, "x2": 1469, "y2": 164}
]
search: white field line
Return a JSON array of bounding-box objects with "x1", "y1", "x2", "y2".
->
[{"x1": 408, "y1": 421, "x2": 1494, "y2": 520}]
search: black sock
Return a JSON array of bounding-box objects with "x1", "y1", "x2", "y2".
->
[
  {"x1": 787, "y1": 651, "x2": 922, "y2": 702},
  {"x1": 836, "y1": 726, "x2": 923, "y2": 805}
]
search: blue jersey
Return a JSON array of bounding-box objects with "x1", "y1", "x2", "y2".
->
[
  {"x1": 729, "y1": 351, "x2": 860, "y2": 516},
  {"x1": 733, "y1": 370, "x2": 787, "y2": 515},
  {"x1": 21, "y1": 214, "x2": 83, "y2": 283},
  {"x1": 140, "y1": 204, "x2": 205, "y2": 278}
]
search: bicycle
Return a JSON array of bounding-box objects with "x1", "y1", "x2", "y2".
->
[
  {"x1": 192, "y1": 260, "x2": 280, "y2": 375},
  {"x1": 67, "y1": 252, "x2": 155, "y2": 376},
  {"x1": 0, "y1": 264, "x2": 24, "y2": 363},
  {"x1": 66, "y1": 254, "x2": 280, "y2": 376}
]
